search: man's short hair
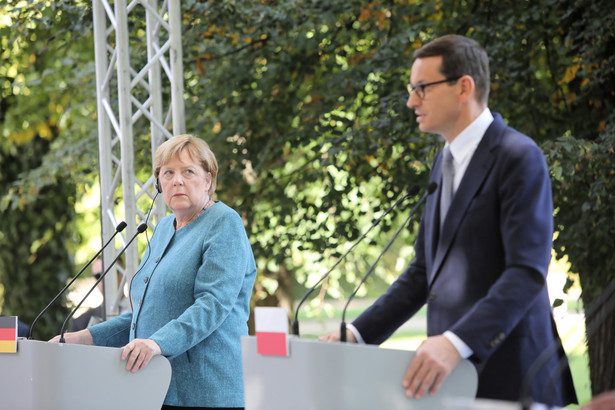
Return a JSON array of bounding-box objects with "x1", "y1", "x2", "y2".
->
[{"x1": 414, "y1": 35, "x2": 490, "y2": 105}]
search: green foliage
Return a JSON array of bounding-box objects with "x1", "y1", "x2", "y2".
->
[
  {"x1": 544, "y1": 118, "x2": 615, "y2": 394},
  {"x1": 177, "y1": 0, "x2": 615, "y2": 311},
  {"x1": 0, "y1": 1, "x2": 92, "y2": 338},
  {"x1": 0, "y1": 136, "x2": 76, "y2": 340},
  {"x1": 1, "y1": 0, "x2": 614, "y2": 387},
  {"x1": 179, "y1": 0, "x2": 615, "y2": 390},
  {"x1": 180, "y1": 1, "x2": 439, "y2": 307},
  {"x1": 539, "y1": 0, "x2": 615, "y2": 392},
  {"x1": 546, "y1": 127, "x2": 615, "y2": 298}
]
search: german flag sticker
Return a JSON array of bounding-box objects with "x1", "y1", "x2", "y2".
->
[{"x1": 0, "y1": 316, "x2": 17, "y2": 353}]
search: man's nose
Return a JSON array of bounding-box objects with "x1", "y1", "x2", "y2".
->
[{"x1": 406, "y1": 92, "x2": 419, "y2": 109}]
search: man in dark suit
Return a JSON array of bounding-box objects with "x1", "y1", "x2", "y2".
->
[{"x1": 320, "y1": 34, "x2": 577, "y2": 406}]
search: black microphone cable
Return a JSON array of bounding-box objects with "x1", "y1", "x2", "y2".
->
[
  {"x1": 291, "y1": 184, "x2": 420, "y2": 336},
  {"x1": 97, "y1": 186, "x2": 161, "y2": 342},
  {"x1": 27, "y1": 221, "x2": 127, "y2": 340},
  {"x1": 59, "y1": 223, "x2": 147, "y2": 343},
  {"x1": 126, "y1": 188, "x2": 159, "y2": 311},
  {"x1": 340, "y1": 182, "x2": 437, "y2": 342}
]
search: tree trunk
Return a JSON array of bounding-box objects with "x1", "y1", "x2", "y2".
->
[
  {"x1": 247, "y1": 266, "x2": 294, "y2": 336},
  {"x1": 582, "y1": 283, "x2": 615, "y2": 395}
]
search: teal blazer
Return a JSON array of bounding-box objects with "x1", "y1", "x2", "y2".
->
[{"x1": 89, "y1": 202, "x2": 256, "y2": 407}]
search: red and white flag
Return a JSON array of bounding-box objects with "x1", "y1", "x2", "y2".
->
[{"x1": 254, "y1": 307, "x2": 289, "y2": 356}]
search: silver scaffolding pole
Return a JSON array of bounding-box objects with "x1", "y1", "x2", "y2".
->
[{"x1": 93, "y1": 0, "x2": 185, "y2": 319}]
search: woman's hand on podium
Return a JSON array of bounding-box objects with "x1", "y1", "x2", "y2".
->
[
  {"x1": 48, "y1": 329, "x2": 94, "y2": 345},
  {"x1": 121, "y1": 338, "x2": 161, "y2": 373}
]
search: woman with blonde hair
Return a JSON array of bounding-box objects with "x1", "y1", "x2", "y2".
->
[{"x1": 53, "y1": 134, "x2": 257, "y2": 409}]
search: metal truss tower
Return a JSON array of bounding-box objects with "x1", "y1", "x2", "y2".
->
[{"x1": 92, "y1": 0, "x2": 185, "y2": 318}]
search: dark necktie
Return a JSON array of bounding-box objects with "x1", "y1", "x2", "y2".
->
[{"x1": 440, "y1": 146, "x2": 454, "y2": 229}]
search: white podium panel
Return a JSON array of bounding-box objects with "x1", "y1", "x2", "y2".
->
[
  {"x1": 242, "y1": 336, "x2": 478, "y2": 410},
  {"x1": 0, "y1": 339, "x2": 171, "y2": 410}
]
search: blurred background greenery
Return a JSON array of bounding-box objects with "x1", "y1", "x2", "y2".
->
[{"x1": 1, "y1": 0, "x2": 613, "y2": 403}]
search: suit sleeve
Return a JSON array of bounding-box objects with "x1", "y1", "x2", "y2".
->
[
  {"x1": 89, "y1": 311, "x2": 132, "y2": 347},
  {"x1": 351, "y1": 217, "x2": 430, "y2": 344}
]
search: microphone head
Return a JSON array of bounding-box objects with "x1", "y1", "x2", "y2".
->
[
  {"x1": 427, "y1": 182, "x2": 438, "y2": 194},
  {"x1": 137, "y1": 223, "x2": 148, "y2": 233},
  {"x1": 407, "y1": 184, "x2": 421, "y2": 196},
  {"x1": 116, "y1": 221, "x2": 128, "y2": 232}
]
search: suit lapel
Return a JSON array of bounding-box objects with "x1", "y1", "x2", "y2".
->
[{"x1": 427, "y1": 115, "x2": 505, "y2": 287}]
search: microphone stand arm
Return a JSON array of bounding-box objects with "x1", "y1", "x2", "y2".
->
[{"x1": 340, "y1": 186, "x2": 434, "y2": 342}]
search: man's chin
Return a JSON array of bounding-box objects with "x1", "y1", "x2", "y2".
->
[{"x1": 417, "y1": 123, "x2": 430, "y2": 133}]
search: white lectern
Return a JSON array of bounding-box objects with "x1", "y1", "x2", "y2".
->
[
  {"x1": 242, "y1": 335, "x2": 479, "y2": 410},
  {"x1": 0, "y1": 339, "x2": 171, "y2": 410}
]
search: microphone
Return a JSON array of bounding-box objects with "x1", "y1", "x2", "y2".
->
[
  {"x1": 291, "y1": 184, "x2": 421, "y2": 336},
  {"x1": 519, "y1": 278, "x2": 615, "y2": 408},
  {"x1": 340, "y1": 182, "x2": 437, "y2": 342},
  {"x1": 58, "y1": 223, "x2": 147, "y2": 343},
  {"x1": 27, "y1": 221, "x2": 127, "y2": 340}
]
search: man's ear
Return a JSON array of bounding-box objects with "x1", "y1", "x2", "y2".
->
[{"x1": 458, "y1": 75, "x2": 476, "y2": 103}]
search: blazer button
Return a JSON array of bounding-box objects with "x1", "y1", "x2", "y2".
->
[
  {"x1": 131, "y1": 323, "x2": 135, "y2": 329},
  {"x1": 490, "y1": 332, "x2": 505, "y2": 347},
  {"x1": 428, "y1": 291, "x2": 437, "y2": 300},
  {"x1": 155, "y1": 257, "x2": 160, "y2": 263},
  {"x1": 144, "y1": 277, "x2": 149, "y2": 284}
]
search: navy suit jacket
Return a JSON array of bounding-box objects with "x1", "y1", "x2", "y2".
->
[{"x1": 353, "y1": 113, "x2": 577, "y2": 405}]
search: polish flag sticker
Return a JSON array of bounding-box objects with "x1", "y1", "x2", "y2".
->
[{"x1": 254, "y1": 307, "x2": 290, "y2": 356}]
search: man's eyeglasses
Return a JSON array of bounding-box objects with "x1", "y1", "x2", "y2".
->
[{"x1": 407, "y1": 76, "x2": 462, "y2": 99}]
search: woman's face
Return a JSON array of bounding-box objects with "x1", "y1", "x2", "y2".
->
[{"x1": 158, "y1": 149, "x2": 211, "y2": 218}]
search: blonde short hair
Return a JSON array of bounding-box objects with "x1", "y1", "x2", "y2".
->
[{"x1": 154, "y1": 134, "x2": 218, "y2": 196}]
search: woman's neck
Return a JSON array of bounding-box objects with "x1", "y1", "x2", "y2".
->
[{"x1": 174, "y1": 198, "x2": 214, "y2": 230}]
